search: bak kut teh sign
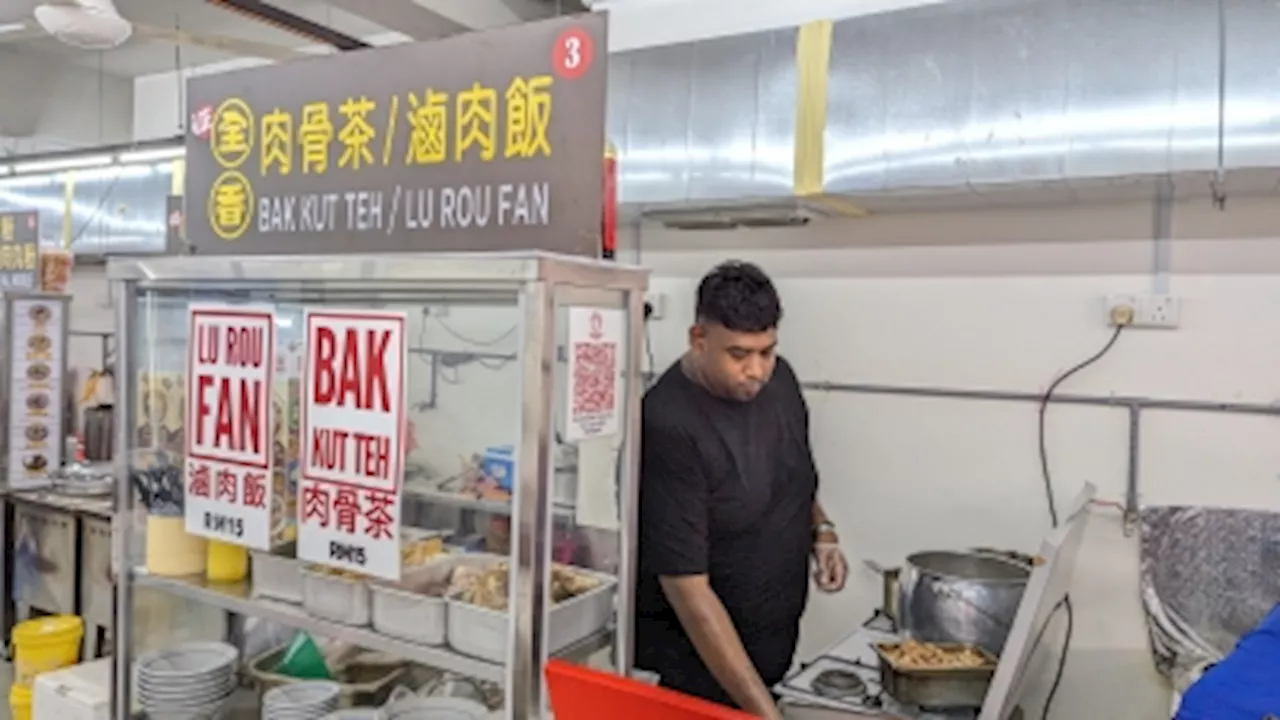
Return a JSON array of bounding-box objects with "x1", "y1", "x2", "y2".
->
[
  {"x1": 298, "y1": 309, "x2": 407, "y2": 580},
  {"x1": 184, "y1": 306, "x2": 276, "y2": 550},
  {"x1": 185, "y1": 13, "x2": 607, "y2": 257}
]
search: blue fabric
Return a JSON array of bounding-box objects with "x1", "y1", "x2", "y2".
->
[{"x1": 1176, "y1": 603, "x2": 1280, "y2": 720}]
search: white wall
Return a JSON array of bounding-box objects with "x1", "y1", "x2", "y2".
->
[
  {"x1": 624, "y1": 195, "x2": 1280, "y2": 719},
  {"x1": 0, "y1": 47, "x2": 133, "y2": 152}
]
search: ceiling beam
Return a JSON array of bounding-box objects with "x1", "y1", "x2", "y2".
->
[
  {"x1": 496, "y1": 0, "x2": 577, "y2": 22},
  {"x1": 207, "y1": 0, "x2": 372, "y2": 50},
  {"x1": 327, "y1": 0, "x2": 468, "y2": 40}
]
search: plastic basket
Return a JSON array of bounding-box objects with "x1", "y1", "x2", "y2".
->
[{"x1": 545, "y1": 660, "x2": 758, "y2": 720}]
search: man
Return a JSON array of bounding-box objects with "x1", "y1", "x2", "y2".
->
[{"x1": 634, "y1": 261, "x2": 848, "y2": 718}]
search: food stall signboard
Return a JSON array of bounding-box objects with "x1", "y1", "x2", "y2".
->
[
  {"x1": 0, "y1": 211, "x2": 40, "y2": 291},
  {"x1": 563, "y1": 307, "x2": 624, "y2": 442},
  {"x1": 298, "y1": 309, "x2": 407, "y2": 581},
  {"x1": 6, "y1": 296, "x2": 67, "y2": 489},
  {"x1": 185, "y1": 13, "x2": 607, "y2": 257},
  {"x1": 183, "y1": 305, "x2": 277, "y2": 549}
]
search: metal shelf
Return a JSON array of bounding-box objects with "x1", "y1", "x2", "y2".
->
[
  {"x1": 404, "y1": 480, "x2": 576, "y2": 517},
  {"x1": 132, "y1": 570, "x2": 506, "y2": 683}
]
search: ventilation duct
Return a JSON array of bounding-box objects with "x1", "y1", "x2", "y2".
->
[
  {"x1": 34, "y1": 0, "x2": 132, "y2": 50},
  {"x1": 607, "y1": 0, "x2": 1280, "y2": 218}
]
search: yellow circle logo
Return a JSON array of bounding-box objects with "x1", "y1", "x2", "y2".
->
[
  {"x1": 210, "y1": 98, "x2": 255, "y2": 169},
  {"x1": 208, "y1": 170, "x2": 254, "y2": 242}
]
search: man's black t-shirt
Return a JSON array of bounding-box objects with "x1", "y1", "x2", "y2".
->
[{"x1": 633, "y1": 356, "x2": 818, "y2": 707}]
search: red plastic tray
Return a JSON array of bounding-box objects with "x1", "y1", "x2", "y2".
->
[{"x1": 545, "y1": 659, "x2": 759, "y2": 720}]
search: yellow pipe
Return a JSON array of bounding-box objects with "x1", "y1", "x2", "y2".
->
[
  {"x1": 61, "y1": 171, "x2": 76, "y2": 250},
  {"x1": 170, "y1": 157, "x2": 187, "y2": 196},
  {"x1": 793, "y1": 20, "x2": 868, "y2": 218}
]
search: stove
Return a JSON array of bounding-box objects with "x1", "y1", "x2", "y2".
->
[
  {"x1": 812, "y1": 669, "x2": 868, "y2": 702},
  {"x1": 776, "y1": 613, "x2": 979, "y2": 719}
]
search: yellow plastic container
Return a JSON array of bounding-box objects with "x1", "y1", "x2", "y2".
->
[
  {"x1": 11, "y1": 615, "x2": 83, "y2": 687},
  {"x1": 207, "y1": 540, "x2": 249, "y2": 582},
  {"x1": 145, "y1": 515, "x2": 207, "y2": 577},
  {"x1": 9, "y1": 683, "x2": 31, "y2": 720}
]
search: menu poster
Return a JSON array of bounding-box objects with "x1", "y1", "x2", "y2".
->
[
  {"x1": 183, "y1": 305, "x2": 277, "y2": 549},
  {"x1": 297, "y1": 309, "x2": 407, "y2": 581},
  {"x1": 563, "y1": 307, "x2": 624, "y2": 442},
  {"x1": 7, "y1": 297, "x2": 66, "y2": 489}
]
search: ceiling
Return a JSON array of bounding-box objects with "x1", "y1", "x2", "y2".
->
[{"x1": 0, "y1": 0, "x2": 587, "y2": 78}]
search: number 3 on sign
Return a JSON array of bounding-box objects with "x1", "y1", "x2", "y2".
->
[{"x1": 553, "y1": 27, "x2": 594, "y2": 80}]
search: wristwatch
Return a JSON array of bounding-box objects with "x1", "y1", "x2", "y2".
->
[{"x1": 814, "y1": 521, "x2": 837, "y2": 539}]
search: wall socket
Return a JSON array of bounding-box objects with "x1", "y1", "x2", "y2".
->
[
  {"x1": 645, "y1": 292, "x2": 667, "y2": 320},
  {"x1": 1106, "y1": 293, "x2": 1181, "y2": 329}
]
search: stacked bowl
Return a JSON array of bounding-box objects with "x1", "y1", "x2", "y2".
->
[
  {"x1": 136, "y1": 641, "x2": 239, "y2": 719},
  {"x1": 262, "y1": 680, "x2": 343, "y2": 719}
]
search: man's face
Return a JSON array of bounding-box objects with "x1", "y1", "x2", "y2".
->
[{"x1": 689, "y1": 321, "x2": 778, "y2": 402}]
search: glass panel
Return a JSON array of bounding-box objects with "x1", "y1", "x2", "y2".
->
[
  {"x1": 539, "y1": 286, "x2": 638, "y2": 706},
  {"x1": 69, "y1": 164, "x2": 172, "y2": 254},
  {"x1": 122, "y1": 282, "x2": 523, "y2": 715},
  {"x1": 0, "y1": 163, "x2": 174, "y2": 255}
]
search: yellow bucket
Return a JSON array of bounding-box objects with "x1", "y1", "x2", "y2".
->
[
  {"x1": 206, "y1": 540, "x2": 249, "y2": 582},
  {"x1": 9, "y1": 683, "x2": 31, "y2": 720},
  {"x1": 12, "y1": 615, "x2": 83, "y2": 686}
]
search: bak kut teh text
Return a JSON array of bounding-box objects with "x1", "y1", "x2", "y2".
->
[
  {"x1": 298, "y1": 310, "x2": 407, "y2": 580},
  {"x1": 184, "y1": 307, "x2": 276, "y2": 550}
]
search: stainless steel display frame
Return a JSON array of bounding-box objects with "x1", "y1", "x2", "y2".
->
[
  {"x1": 2, "y1": 291, "x2": 72, "y2": 489},
  {"x1": 108, "y1": 251, "x2": 649, "y2": 719}
]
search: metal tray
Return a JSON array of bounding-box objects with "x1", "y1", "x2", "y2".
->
[{"x1": 873, "y1": 641, "x2": 997, "y2": 709}]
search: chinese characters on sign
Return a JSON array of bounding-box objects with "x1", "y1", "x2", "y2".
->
[
  {"x1": 298, "y1": 310, "x2": 407, "y2": 580},
  {"x1": 185, "y1": 14, "x2": 606, "y2": 256},
  {"x1": 0, "y1": 212, "x2": 41, "y2": 292},
  {"x1": 563, "y1": 307, "x2": 623, "y2": 442},
  {"x1": 184, "y1": 306, "x2": 277, "y2": 549}
]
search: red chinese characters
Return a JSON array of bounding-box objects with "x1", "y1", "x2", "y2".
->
[
  {"x1": 188, "y1": 462, "x2": 212, "y2": 498},
  {"x1": 183, "y1": 306, "x2": 276, "y2": 550},
  {"x1": 297, "y1": 310, "x2": 407, "y2": 580}
]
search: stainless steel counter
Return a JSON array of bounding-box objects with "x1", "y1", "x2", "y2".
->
[{"x1": 7, "y1": 488, "x2": 113, "y2": 518}]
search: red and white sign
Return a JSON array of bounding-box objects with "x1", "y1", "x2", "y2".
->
[
  {"x1": 564, "y1": 307, "x2": 624, "y2": 442},
  {"x1": 298, "y1": 310, "x2": 407, "y2": 580},
  {"x1": 184, "y1": 305, "x2": 276, "y2": 549}
]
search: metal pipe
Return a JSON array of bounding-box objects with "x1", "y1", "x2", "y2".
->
[
  {"x1": 111, "y1": 279, "x2": 136, "y2": 720},
  {"x1": 1126, "y1": 405, "x2": 1141, "y2": 536},
  {"x1": 800, "y1": 380, "x2": 1280, "y2": 416}
]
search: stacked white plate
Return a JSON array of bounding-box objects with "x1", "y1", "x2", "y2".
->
[
  {"x1": 262, "y1": 680, "x2": 342, "y2": 719},
  {"x1": 136, "y1": 641, "x2": 239, "y2": 720}
]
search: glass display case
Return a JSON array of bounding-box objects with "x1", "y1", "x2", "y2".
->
[{"x1": 109, "y1": 252, "x2": 648, "y2": 718}]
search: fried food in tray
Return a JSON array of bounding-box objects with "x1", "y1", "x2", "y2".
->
[
  {"x1": 448, "y1": 561, "x2": 603, "y2": 611},
  {"x1": 876, "y1": 639, "x2": 996, "y2": 672}
]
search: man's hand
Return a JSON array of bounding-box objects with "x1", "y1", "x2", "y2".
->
[{"x1": 813, "y1": 533, "x2": 848, "y2": 593}]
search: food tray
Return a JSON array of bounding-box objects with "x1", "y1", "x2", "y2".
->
[
  {"x1": 371, "y1": 554, "x2": 491, "y2": 646},
  {"x1": 252, "y1": 544, "x2": 303, "y2": 603},
  {"x1": 246, "y1": 646, "x2": 405, "y2": 709},
  {"x1": 873, "y1": 641, "x2": 997, "y2": 709},
  {"x1": 445, "y1": 557, "x2": 617, "y2": 664},
  {"x1": 303, "y1": 568, "x2": 372, "y2": 626}
]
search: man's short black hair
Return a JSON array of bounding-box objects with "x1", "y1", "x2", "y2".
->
[{"x1": 695, "y1": 261, "x2": 782, "y2": 333}]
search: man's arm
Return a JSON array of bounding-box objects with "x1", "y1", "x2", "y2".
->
[
  {"x1": 641, "y1": 420, "x2": 778, "y2": 717},
  {"x1": 660, "y1": 576, "x2": 782, "y2": 719}
]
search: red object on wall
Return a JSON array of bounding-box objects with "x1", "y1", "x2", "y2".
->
[
  {"x1": 545, "y1": 659, "x2": 759, "y2": 720},
  {"x1": 602, "y1": 142, "x2": 618, "y2": 260}
]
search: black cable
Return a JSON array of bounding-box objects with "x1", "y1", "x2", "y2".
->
[
  {"x1": 1041, "y1": 597, "x2": 1074, "y2": 720},
  {"x1": 1037, "y1": 324, "x2": 1124, "y2": 527},
  {"x1": 1035, "y1": 324, "x2": 1124, "y2": 719}
]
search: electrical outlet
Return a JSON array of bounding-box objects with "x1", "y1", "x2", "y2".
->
[
  {"x1": 1105, "y1": 293, "x2": 1181, "y2": 329},
  {"x1": 645, "y1": 292, "x2": 667, "y2": 320}
]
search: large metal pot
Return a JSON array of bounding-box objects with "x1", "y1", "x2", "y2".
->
[{"x1": 895, "y1": 550, "x2": 1031, "y2": 657}]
